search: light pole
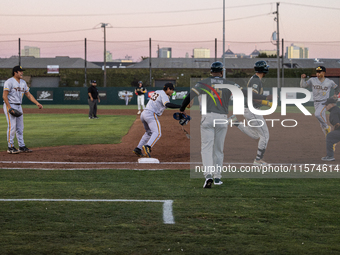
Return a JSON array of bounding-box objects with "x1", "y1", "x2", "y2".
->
[{"x1": 101, "y1": 23, "x2": 108, "y2": 87}]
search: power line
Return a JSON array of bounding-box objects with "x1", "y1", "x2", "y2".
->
[
  {"x1": 0, "y1": 3, "x2": 273, "y2": 17},
  {"x1": 282, "y1": 2, "x2": 340, "y2": 11},
  {"x1": 0, "y1": 28, "x2": 99, "y2": 36}
]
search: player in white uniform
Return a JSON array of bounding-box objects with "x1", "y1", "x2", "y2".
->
[
  {"x1": 3, "y1": 66, "x2": 43, "y2": 153},
  {"x1": 133, "y1": 83, "x2": 181, "y2": 158},
  {"x1": 300, "y1": 66, "x2": 339, "y2": 136},
  {"x1": 135, "y1": 81, "x2": 147, "y2": 114}
]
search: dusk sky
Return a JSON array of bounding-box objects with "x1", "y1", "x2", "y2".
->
[{"x1": 1, "y1": 0, "x2": 340, "y2": 61}]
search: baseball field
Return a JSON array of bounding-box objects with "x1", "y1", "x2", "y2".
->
[{"x1": 0, "y1": 105, "x2": 340, "y2": 254}]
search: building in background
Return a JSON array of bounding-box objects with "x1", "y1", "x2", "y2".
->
[
  {"x1": 222, "y1": 47, "x2": 237, "y2": 58},
  {"x1": 106, "y1": 51, "x2": 113, "y2": 62},
  {"x1": 158, "y1": 47, "x2": 172, "y2": 58},
  {"x1": 286, "y1": 44, "x2": 309, "y2": 59},
  {"x1": 259, "y1": 49, "x2": 277, "y2": 56},
  {"x1": 21, "y1": 46, "x2": 40, "y2": 58},
  {"x1": 193, "y1": 48, "x2": 210, "y2": 58}
]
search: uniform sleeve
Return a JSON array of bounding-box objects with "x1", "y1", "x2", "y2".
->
[
  {"x1": 161, "y1": 91, "x2": 170, "y2": 106},
  {"x1": 248, "y1": 79, "x2": 260, "y2": 94},
  {"x1": 300, "y1": 78, "x2": 311, "y2": 88},
  {"x1": 3, "y1": 80, "x2": 10, "y2": 91},
  {"x1": 23, "y1": 81, "x2": 29, "y2": 93}
]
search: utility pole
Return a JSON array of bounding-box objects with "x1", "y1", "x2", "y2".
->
[
  {"x1": 149, "y1": 38, "x2": 152, "y2": 87},
  {"x1": 84, "y1": 38, "x2": 87, "y2": 87},
  {"x1": 101, "y1": 23, "x2": 108, "y2": 87},
  {"x1": 18, "y1": 38, "x2": 21, "y2": 66},
  {"x1": 281, "y1": 38, "x2": 284, "y2": 87},
  {"x1": 222, "y1": 0, "x2": 226, "y2": 78},
  {"x1": 275, "y1": 2, "x2": 280, "y2": 88},
  {"x1": 215, "y1": 38, "x2": 217, "y2": 62}
]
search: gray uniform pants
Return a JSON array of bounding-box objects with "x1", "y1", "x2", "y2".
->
[
  {"x1": 326, "y1": 129, "x2": 340, "y2": 157},
  {"x1": 88, "y1": 99, "x2": 98, "y2": 117},
  {"x1": 201, "y1": 112, "x2": 229, "y2": 179},
  {"x1": 3, "y1": 103, "x2": 25, "y2": 148},
  {"x1": 238, "y1": 108, "x2": 269, "y2": 160},
  {"x1": 137, "y1": 110, "x2": 161, "y2": 149}
]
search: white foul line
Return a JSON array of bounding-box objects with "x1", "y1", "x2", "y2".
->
[{"x1": 0, "y1": 198, "x2": 175, "y2": 225}]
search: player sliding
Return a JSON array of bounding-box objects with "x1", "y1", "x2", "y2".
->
[
  {"x1": 133, "y1": 83, "x2": 181, "y2": 158},
  {"x1": 300, "y1": 66, "x2": 340, "y2": 136}
]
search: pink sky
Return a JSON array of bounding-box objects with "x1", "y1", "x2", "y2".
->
[{"x1": 1, "y1": 0, "x2": 340, "y2": 61}]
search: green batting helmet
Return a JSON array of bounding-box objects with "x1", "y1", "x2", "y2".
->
[{"x1": 254, "y1": 60, "x2": 269, "y2": 74}]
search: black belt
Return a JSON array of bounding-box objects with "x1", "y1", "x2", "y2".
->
[
  {"x1": 10, "y1": 103, "x2": 21, "y2": 105},
  {"x1": 315, "y1": 100, "x2": 326, "y2": 102}
]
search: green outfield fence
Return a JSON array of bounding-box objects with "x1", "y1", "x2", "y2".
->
[{"x1": 0, "y1": 87, "x2": 316, "y2": 106}]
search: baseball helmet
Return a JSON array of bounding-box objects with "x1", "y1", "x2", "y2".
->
[
  {"x1": 254, "y1": 60, "x2": 269, "y2": 73},
  {"x1": 138, "y1": 81, "x2": 143, "y2": 84},
  {"x1": 210, "y1": 61, "x2": 224, "y2": 73}
]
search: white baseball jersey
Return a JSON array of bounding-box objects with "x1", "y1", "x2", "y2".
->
[
  {"x1": 300, "y1": 77, "x2": 338, "y2": 102},
  {"x1": 3, "y1": 77, "x2": 29, "y2": 104},
  {"x1": 144, "y1": 90, "x2": 170, "y2": 116}
]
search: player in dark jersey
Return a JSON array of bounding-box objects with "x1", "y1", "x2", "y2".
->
[{"x1": 180, "y1": 61, "x2": 272, "y2": 188}]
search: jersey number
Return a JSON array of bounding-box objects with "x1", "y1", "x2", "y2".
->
[{"x1": 150, "y1": 92, "x2": 159, "y2": 101}]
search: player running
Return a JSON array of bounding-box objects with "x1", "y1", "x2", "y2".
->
[
  {"x1": 232, "y1": 60, "x2": 272, "y2": 166},
  {"x1": 133, "y1": 83, "x2": 181, "y2": 158},
  {"x1": 180, "y1": 62, "x2": 272, "y2": 188},
  {"x1": 300, "y1": 66, "x2": 340, "y2": 136}
]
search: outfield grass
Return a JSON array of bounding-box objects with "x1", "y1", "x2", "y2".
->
[
  {"x1": 20, "y1": 104, "x2": 317, "y2": 114},
  {"x1": 0, "y1": 114, "x2": 136, "y2": 150},
  {"x1": 0, "y1": 169, "x2": 339, "y2": 254}
]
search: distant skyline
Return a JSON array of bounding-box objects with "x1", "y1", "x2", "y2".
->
[{"x1": 1, "y1": 0, "x2": 340, "y2": 61}]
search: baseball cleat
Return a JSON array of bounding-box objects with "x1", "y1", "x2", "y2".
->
[
  {"x1": 325, "y1": 126, "x2": 331, "y2": 136},
  {"x1": 203, "y1": 178, "x2": 213, "y2": 188},
  {"x1": 142, "y1": 145, "x2": 152, "y2": 158},
  {"x1": 19, "y1": 146, "x2": 33, "y2": 153},
  {"x1": 7, "y1": 147, "x2": 20, "y2": 154},
  {"x1": 321, "y1": 156, "x2": 335, "y2": 161},
  {"x1": 133, "y1": 147, "x2": 143, "y2": 157},
  {"x1": 253, "y1": 159, "x2": 268, "y2": 166},
  {"x1": 214, "y1": 178, "x2": 223, "y2": 185},
  {"x1": 89, "y1": 117, "x2": 93, "y2": 119},
  {"x1": 137, "y1": 111, "x2": 141, "y2": 114}
]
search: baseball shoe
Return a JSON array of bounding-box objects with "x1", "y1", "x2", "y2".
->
[
  {"x1": 253, "y1": 159, "x2": 268, "y2": 166},
  {"x1": 321, "y1": 156, "x2": 335, "y2": 161},
  {"x1": 203, "y1": 177, "x2": 213, "y2": 188},
  {"x1": 19, "y1": 146, "x2": 33, "y2": 153},
  {"x1": 142, "y1": 145, "x2": 152, "y2": 158},
  {"x1": 89, "y1": 117, "x2": 93, "y2": 119},
  {"x1": 93, "y1": 116, "x2": 99, "y2": 119},
  {"x1": 137, "y1": 111, "x2": 141, "y2": 114},
  {"x1": 133, "y1": 147, "x2": 143, "y2": 157},
  {"x1": 214, "y1": 178, "x2": 223, "y2": 185},
  {"x1": 228, "y1": 115, "x2": 239, "y2": 127},
  {"x1": 7, "y1": 147, "x2": 20, "y2": 154},
  {"x1": 325, "y1": 126, "x2": 331, "y2": 136}
]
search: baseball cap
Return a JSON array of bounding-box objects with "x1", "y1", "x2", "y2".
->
[
  {"x1": 91, "y1": 80, "x2": 97, "y2": 84},
  {"x1": 322, "y1": 97, "x2": 337, "y2": 105},
  {"x1": 12, "y1": 65, "x2": 25, "y2": 73},
  {"x1": 138, "y1": 81, "x2": 143, "y2": 84},
  {"x1": 164, "y1": 83, "x2": 175, "y2": 90},
  {"x1": 316, "y1": 66, "x2": 326, "y2": 72}
]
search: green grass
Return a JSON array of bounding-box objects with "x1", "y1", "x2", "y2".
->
[
  {"x1": 0, "y1": 170, "x2": 339, "y2": 254},
  {"x1": 20, "y1": 104, "x2": 317, "y2": 114},
  {"x1": 0, "y1": 114, "x2": 136, "y2": 149}
]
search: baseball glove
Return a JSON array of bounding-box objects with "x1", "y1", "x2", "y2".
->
[
  {"x1": 173, "y1": 112, "x2": 191, "y2": 126},
  {"x1": 8, "y1": 108, "x2": 22, "y2": 117}
]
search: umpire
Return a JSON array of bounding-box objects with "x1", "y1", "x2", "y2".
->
[
  {"x1": 322, "y1": 97, "x2": 340, "y2": 161},
  {"x1": 88, "y1": 80, "x2": 100, "y2": 119}
]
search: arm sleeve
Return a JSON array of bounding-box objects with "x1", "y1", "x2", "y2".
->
[{"x1": 165, "y1": 102, "x2": 181, "y2": 109}]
